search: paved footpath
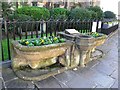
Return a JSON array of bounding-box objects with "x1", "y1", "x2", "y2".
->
[{"x1": 0, "y1": 27, "x2": 119, "y2": 89}]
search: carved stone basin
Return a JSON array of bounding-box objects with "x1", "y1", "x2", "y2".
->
[
  {"x1": 75, "y1": 36, "x2": 96, "y2": 67},
  {"x1": 95, "y1": 34, "x2": 107, "y2": 47},
  {"x1": 58, "y1": 32, "x2": 107, "y2": 67},
  {"x1": 92, "y1": 33, "x2": 108, "y2": 52},
  {"x1": 11, "y1": 40, "x2": 71, "y2": 69}
]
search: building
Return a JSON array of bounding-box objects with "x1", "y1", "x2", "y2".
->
[
  {"x1": 25, "y1": 0, "x2": 100, "y2": 9},
  {"x1": 118, "y1": 1, "x2": 120, "y2": 20}
]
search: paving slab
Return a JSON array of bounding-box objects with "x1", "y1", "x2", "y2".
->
[
  {"x1": 110, "y1": 70, "x2": 118, "y2": 79},
  {"x1": 86, "y1": 59, "x2": 100, "y2": 69},
  {"x1": 54, "y1": 70, "x2": 79, "y2": 84},
  {"x1": 110, "y1": 80, "x2": 118, "y2": 88},
  {"x1": 56, "y1": 81, "x2": 69, "y2": 88},
  {"x1": 5, "y1": 78, "x2": 34, "y2": 89},
  {"x1": 66, "y1": 75, "x2": 96, "y2": 88},
  {"x1": 0, "y1": 78, "x2": 4, "y2": 90},
  {"x1": 73, "y1": 68, "x2": 115, "y2": 88},
  {"x1": 34, "y1": 76, "x2": 62, "y2": 88},
  {"x1": 91, "y1": 61, "x2": 116, "y2": 76},
  {"x1": 2, "y1": 68, "x2": 18, "y2": 82}
]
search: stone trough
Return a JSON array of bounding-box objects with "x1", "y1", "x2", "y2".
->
[
  {"x1": 11, "y1": 30, "x2": 107, "y2": 81},
  {"x1": 58, "y1": 30, "x2": 107, "y2": 67},
  {"x1": 11, "y1": 39, "x2": 75, "y2": 80},
  {"x1": 11, "y1": 40, "x2": 72, "y2": 70}
]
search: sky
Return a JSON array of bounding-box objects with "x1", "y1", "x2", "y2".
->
[{"x1": 100, "y1": 0, "x2": 120, "y2": 16}]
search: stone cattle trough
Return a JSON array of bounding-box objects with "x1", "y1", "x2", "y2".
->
[{"x1": 11, "y1": 29, "x2": 107, "y2": 81}]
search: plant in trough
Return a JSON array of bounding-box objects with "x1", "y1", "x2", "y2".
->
[{"x1": 19, "y1": 36, "x2": 65, "y2": 46}]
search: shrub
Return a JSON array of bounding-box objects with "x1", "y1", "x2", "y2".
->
[
  {"x1": 2, "y1": 2, "x2": 14, "y2": 18},
  {"x1": 8, "y1": 14, "x2": 33, "y2": 21},
  {"x1": 104, "y1": 11, "x2": 116, "y2": 19},
  {"x1": 50, "y1": 8, "x2": 69, "y2": 19},
  {"x1": 88, "y1": 10, "x2": 97, "y2": 19},
  {"x1": 87, "y1": 6, "x2": 104, "y2": 19},
  {"x1": 69, "y1": 7, "x2": 91, "y2": 20},
  {"x1": 16, "y1": 6, "x2": 50, "y2": 20}
]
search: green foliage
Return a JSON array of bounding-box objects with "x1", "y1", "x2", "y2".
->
[
  {"x1": 2, "y1": 2, "x2": 15, "y2": 18},
  {"x1": 19, "y1": 36, "x2": 65, "y2": 46},
  {"x1": 88, "y1": 10, "x2": 97, "y2": 19},
  {"x1": 69, "y1": 7, "x2": 91, "y2": 20},
  {"x1": 16, "y1": 6, "x2": 50, "y2": 20},
  {"x1": 90, "y1": 32, "x2": 101, "y2": 38},
  {"x1": 8, "y1": 14, "x2": 33, "y2": 21},
  {"x1": 86, "y1": 32, "x2": 102, "y2": 38},
  {"x1": 104, "y1": 11, "x2": 116, "y2": 19},
  {"x1": 87, "y1": 6, "x2": 104, "y2": 19},
  {"x1": 50, "y1": 8, "x2": 69, "y2": 19}
]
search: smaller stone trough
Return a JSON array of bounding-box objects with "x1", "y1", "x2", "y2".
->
[
  {"x1": 11, "y1": 30, "x2": 107, "y2": 81},
  {"x1": 58, "y1": 30, "x2": 107, "y2": 67}
]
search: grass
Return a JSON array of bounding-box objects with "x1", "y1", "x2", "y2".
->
[{"x1": 1, "y1": 33, "x2": 55, "y2": 61}]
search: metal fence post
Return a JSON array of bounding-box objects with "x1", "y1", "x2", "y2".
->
[{"x1": 0, "y1": 18, "x2": 3, "y2": 61}]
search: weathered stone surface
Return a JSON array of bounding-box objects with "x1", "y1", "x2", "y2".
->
[
  {"x1": 110, "y1": 70, "x2": 118, "y2": 79},
  {"x1": 54, "y1": 70, "x2": 79, "y2": 83},
  {"x1": 100, "y1": 58, "x2": 118, "y2": 70},
  {"x1": 66, "y1": 75, "x2": 96, "y2": 88},
  {"x1": 2, "y1": 68, "x2": 17, "y2": 82},
  {"x1": 91, "y1": 61, "x2": 116, "y2": 76},
  {"x1": 0, "y1": 78, "x2": 4, "y2": 89},
  {"x1": 34, "y1": 76, "x2": 62, "y2": 88},
  {"x1": 2, "y1": 61, "x2": 11, "y2": 68},
  {"x1": 86, "y1": 59, "x2": 100, "y2": 69},
  {"x1": 56, "y1": 82, "x2": 69, "y2": 88},
  {"x1": 11, "y1": 41, "x2": 71, "y2": 69},
  {"x1": 73, "y1": 68, "x2": 115, "y2": 88},
  {"x1": 0, "y1": 71, "x2": 2, "y2": 78},
  {"x1": 5, "y1": 78, "x2": 34, "y2": 89},
  {"x1": 95, "y1": 84, "x2": 105, "y2": 88},
  {"x1": 111, "y1": 80, "x2": 118, "y2": 88}
]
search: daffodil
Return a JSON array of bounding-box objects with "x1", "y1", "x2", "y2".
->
[
  {"x1": 25, "y1": 41, "x2": 29, "y2": 45},
  {"x1": 41, "y1": 39, "x2": 44, "y2": 43},
  {"x1": 54, "y1": 37, "x2": 58, "y2": 41}
]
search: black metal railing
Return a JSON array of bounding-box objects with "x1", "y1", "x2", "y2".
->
[{"x1": 0, "y1": 19, "x2": 118, "y2": 61}]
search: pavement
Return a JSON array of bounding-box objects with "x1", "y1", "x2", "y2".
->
[{"x1": 0, "y1": 27, "x2": 119, "y2": 89}]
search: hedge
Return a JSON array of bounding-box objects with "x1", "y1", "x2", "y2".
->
[
  {"x1": 87, "y1": 6, "x2": 104, "y2": 19},
  {"x1": 69, "y1": 7, "x2": 91, "y2": 20},
  {"x1": 50, "y1": 8, "x2": 69, "y2": 19},
  {"x1": 8, "y1": 14, "x2": 33, "y2": 21},
  {"x1": 104, "y1": 11, "x2": 116, "y2": 19},
  {"x1": 16, "y1": 6, "x2": 50, "y2": 20}
]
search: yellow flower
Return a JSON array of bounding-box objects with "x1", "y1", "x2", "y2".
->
[
  {"x1": 25, "y1": 41, "x2": 29, "y2": 45},
  {"x1": 41, "y1": 39, "x2": 44, "y2": 43},
  {"x1": 96, "y1": 33, "x2": 99, "y2": 36},
  {"x1": 54, "y1": 37, "x2": 57, "y2": 41}
]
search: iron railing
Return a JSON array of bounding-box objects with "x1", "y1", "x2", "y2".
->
[{"x1": 0, "y1": 19, "x2": 118, "y2": 61}]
